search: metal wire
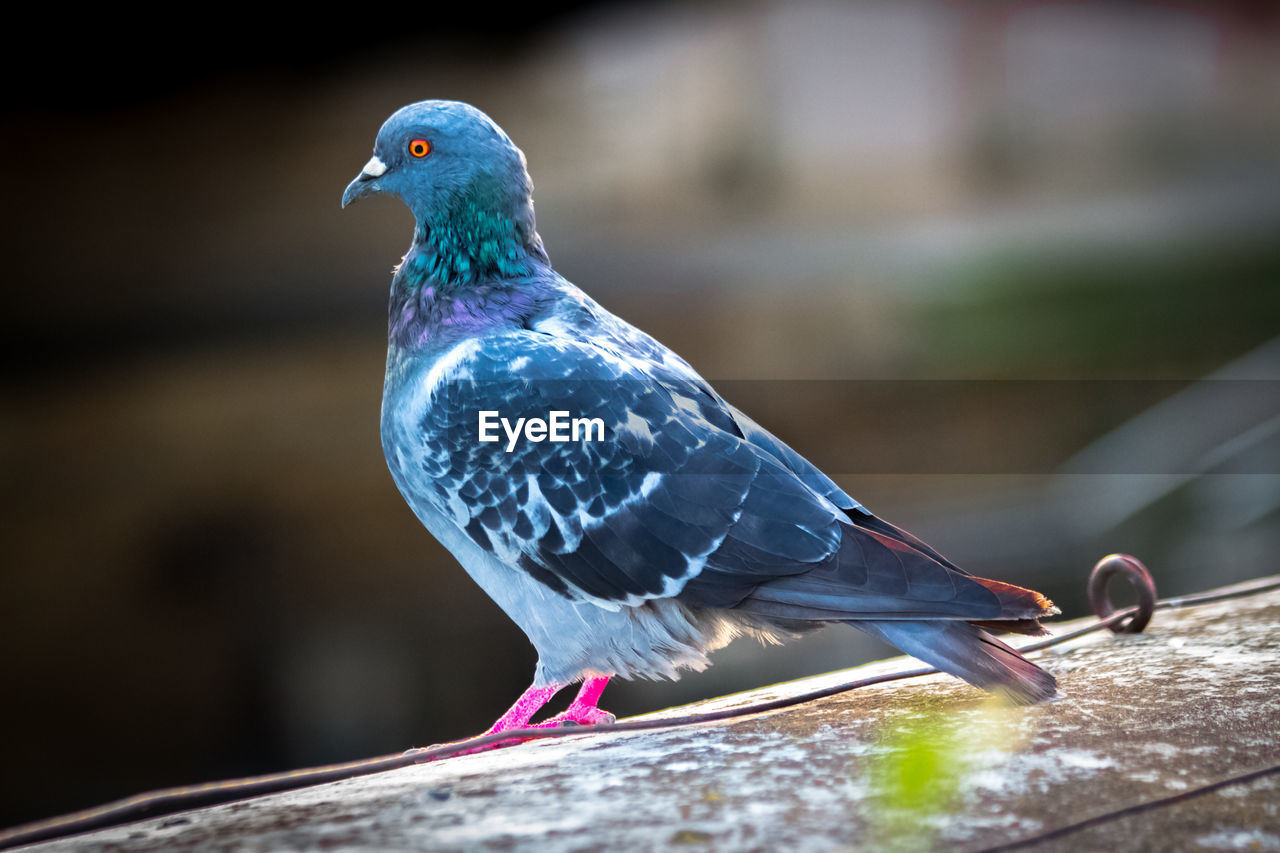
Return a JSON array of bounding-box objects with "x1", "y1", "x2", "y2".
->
[
  {"x1": 2, "y1": 558, "x2": 1277, "y2": 850},
  {"x1": 971, "y1": 762, "x2": 1280, "y2": 853}
]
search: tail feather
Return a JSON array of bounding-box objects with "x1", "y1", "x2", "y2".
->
[
  {"x1": 971, "y1": 576, "x2": 1059, "y2": 620},
  {"x1": 963, "y1": 577, "x2": 1060, "y2": 635},
  {"x1": 718, "y1": 511, "x2": 1061, "y2": 701},
  {"x1": 858, "y1": 620, "x2": 1058, "y2": 704}
]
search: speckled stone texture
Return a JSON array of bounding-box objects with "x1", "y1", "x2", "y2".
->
[{"x1": 25, "y1": 579, "x2": 1280, "y2": 852}]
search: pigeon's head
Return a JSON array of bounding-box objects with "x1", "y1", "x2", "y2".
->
[{"x1": 342, "y1": 101, "x2": 543, "y2": 278}]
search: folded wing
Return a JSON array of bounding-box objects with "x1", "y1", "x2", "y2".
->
[{"x1": 404, "y1": 329, "x2": 1051, "y2": 632}]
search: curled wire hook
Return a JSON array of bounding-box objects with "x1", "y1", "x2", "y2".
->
[{"x1": 1087, "y1": 553, "x2": 1156, "y2": 634}]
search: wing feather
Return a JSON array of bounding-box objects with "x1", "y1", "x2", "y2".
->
[{"x1": 392, "y1": 324, "x2": 1041, "y2": 625}]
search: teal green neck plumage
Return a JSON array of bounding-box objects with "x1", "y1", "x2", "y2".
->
[
  {"x1": 406, "y1": 172, "x2": 548, "y2": 291},
  {"x1": 389, "y1": 170, "x2": 553, "y2": 350}
]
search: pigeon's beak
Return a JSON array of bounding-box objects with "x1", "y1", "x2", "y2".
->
[{"x1": 341, "y1": 155, "x2": 389, "y2": 208}]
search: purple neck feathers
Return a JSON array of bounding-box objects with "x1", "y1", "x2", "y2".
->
[{"x1": 388, "y1": 259, "x2": 548, "y2": 351}]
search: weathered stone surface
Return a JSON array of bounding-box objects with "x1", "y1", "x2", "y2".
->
[{"x1": 26, "y1": 579, "x2": 1280, "y2": 852}]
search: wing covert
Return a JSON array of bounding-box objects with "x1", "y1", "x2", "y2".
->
[{"x1": 406, "y1": 330, "x2": 846, "y2": 608}]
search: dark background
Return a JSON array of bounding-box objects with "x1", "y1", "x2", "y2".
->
[{"x1": 3, "y1": 1, "x2": 1278, "y2": 830}]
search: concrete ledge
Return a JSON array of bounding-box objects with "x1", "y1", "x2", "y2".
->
[{"x1": 25, "y1": 578, "x2": 1280, "y2": 852}]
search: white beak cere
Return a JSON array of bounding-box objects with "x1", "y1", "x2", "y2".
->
[{"x1": 362, "y1": 155, "x2": 388, "y2": 178}]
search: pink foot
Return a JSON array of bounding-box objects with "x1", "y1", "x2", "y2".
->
[
  {"x1": 416, "y1": 675, "x2": 613, "y2": 761},
  {"x1": 534, "y1": 675, "x2": 615, "y2": 728}
]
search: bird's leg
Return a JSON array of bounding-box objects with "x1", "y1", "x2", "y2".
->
[
  {"x1": 414, "y1": 677, "x2": 615, "y2": 763},
  {"x1": 484, "y1": 682, "x2": 565, "y2": 735},
  {"x1": 414, "y1": 681, "x2": 566, "y2": 762},
  {"x1": 534, "y1": 674, "x2": 616, "y2": 727}
]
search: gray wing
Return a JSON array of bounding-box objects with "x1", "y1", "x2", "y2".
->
[
  {"x1": 404, "y1": 330, "x2": 843, "y2": 609},
  {"x1": 397, "y1": 328, "x2": 1021, "y2": 623}
]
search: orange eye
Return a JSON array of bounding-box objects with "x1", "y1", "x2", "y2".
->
[{"x1": 408, "y1": 138, "x2": 431, "y2": 158}]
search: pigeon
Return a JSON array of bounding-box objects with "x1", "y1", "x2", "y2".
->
[{"x1": 341, "y1": 100, "x2": 1058, "y2": 736}]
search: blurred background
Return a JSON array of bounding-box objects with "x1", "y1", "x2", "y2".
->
[{"x1": 3, "y1": 0, "x2": 1278, "y2": 830}]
